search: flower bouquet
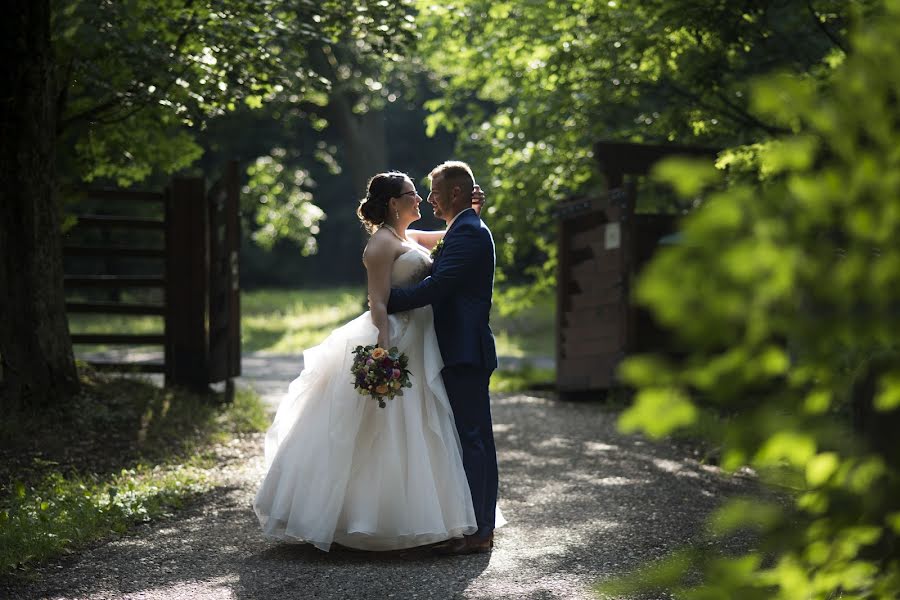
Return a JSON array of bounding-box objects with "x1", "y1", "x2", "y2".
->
[{"x1": 350, "y1": 345, "x2": 412, "y2": 408}]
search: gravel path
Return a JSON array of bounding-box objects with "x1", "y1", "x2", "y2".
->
[{"x1": 5, "y1": 369, "x2": 757, "y2": 599}]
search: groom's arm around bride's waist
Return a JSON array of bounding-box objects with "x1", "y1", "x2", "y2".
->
[{"x1": 387, "y1": 225, "x2": 486, "y2": 314}]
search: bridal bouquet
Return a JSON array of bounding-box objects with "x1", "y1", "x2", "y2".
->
[{"x1": 351, "y1": 345, "x2": 412, "y2": 408}]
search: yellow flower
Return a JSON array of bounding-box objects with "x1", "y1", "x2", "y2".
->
[
  {"x1": 392, "y1": 380, "x2": 401, "y2": 389},
  {"x1": 375, "y1": 384, "x2": 389, "y2": 395},
  {"x1": 372, "y1": 347, "x2": 387, "y2": 360}
]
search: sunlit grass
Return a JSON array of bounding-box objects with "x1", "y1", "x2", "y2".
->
[
  {"x1": 241, "y1": 285, "x2": 556, "y2": 357},
  {"x1": 0, "y1": 464, "x2": 210, "y2": 576},
  {"x1": 68, "y1": 314, "x2": 163, "y2": 354},
  {"x1": 241, "y1": 286, "x2": 365, "y2": 353},
  {"x1": 490, "y1": 365, "x2": 556, "y2": 393},
  {"x1": 491, "y1": 290, "x2": 555, "y2": 357},
  {"x1": 67, "y1": 286, "x2": 557, "y2": 359},
  {"x1": 0, "y1": 375, "x2": 267, "y2": 577}
]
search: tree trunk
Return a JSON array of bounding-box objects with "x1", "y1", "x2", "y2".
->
[
  {"x1": 327, "y1": 97, "x2": 389, "y2": 199},
  {"x1": 0, "y1": 0, "x2": 79, "y2": 412},
  {"x1": 325, "y1": 93, "x2": 388, "y2": 289},
  {"x1": 306, "y1": 45, "x2": 390, "y2": 198}
]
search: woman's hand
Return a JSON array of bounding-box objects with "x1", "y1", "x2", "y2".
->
[
  {"x1": 377, "y1": 328, "x2": 390, "y2": 350},
  {"x1": 472, "y1": 184, "x2": 486, "y2": 216}
]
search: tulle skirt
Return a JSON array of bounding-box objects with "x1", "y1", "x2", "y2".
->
[{"x1": 253, "y1": 306, "x2": 479, "y2": 551}]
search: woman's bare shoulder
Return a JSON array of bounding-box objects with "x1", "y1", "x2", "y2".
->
[{"x1": 362, "y1": 229, "x2": 400, "y2": 267}]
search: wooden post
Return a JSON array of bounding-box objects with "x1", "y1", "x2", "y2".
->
[
  {"x1": 555, "y1": 216, "x2": 568, "y2": 394},
  {"x1": 224, "y1": 161, "x2": 242, "y2": 379},
  {"x1": 165, "y1": 177, "x2": 209, "y2": 390},
  {"x1": 206, "y1": 161, "x2": 242, "y2": 385},
  {"x1": 619, "y1": 180, "x2": 637, "y2": 355}
]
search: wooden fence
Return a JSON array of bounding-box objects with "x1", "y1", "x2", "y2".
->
[
  {"x1": 555, "y1": 142, "x2": 718, "y2": 394},
  {"x1": 63, "y1": 162, "x2": 241, "y2": 391}
]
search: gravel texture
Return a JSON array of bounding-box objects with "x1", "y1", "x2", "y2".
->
[{"x1": 4, "y1": 367, "x2": 758, "y2": 600}]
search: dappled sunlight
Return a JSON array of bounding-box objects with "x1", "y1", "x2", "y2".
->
[
  {"x1": 493, "y1": 330, "x2": 527, "y2": 358},
  {"x1": 583, "y1": 441, "x2": 621, "y2": 454},
  {"x1": 240, "y1": 287, "x2": 556, "y2": 358},
  {"x1": 148, "y1": 576, "x2": 239, "y2": 600},
  {"x1": 240, "y1": 288, "x2": 364, "y2": 354},
  {"x1": 536, "y1": 435, "x2": 577, "y2": 450},
  {"x1": 651, "y1": 457, "x2": 693, "y2": 474},
  {"x1": 593, "y1": 476, "x2": 650, "y2": 486},
  {"x1": 477, "y1": 392, "x2": 758, "y2": 598},
  {"x1": 9, "y1": 392, "x2": 758, "y2": 600}
]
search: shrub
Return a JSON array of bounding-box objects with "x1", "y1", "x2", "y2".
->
[{"x1": 605, "y1": 3, "x2": 900, "y2": 598}]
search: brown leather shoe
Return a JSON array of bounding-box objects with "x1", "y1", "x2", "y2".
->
[{"x1": 433, "y1": 533, "x2": 493, "y2": 556}]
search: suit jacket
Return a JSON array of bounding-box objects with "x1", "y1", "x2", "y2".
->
[{"x1": 387, "y1": 209, "x2": 498, "y2": 370}]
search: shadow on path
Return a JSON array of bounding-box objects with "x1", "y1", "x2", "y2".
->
[{"x1": 4, "y1": 392, "x2": 758, "y2": 600}]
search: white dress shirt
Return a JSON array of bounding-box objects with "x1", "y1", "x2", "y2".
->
[{"x1": 446, "y1": 207, "x2": 475, "y2": 230}]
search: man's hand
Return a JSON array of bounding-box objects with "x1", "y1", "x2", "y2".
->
[{"x1": 472, "y1": 184, "x2": 486, "y2": 216}]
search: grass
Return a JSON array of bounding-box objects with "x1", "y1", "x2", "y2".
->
[
  {"x1": 241, "y1": 286, "x2": 365, "y2": 353},
  {"x1": 490, "y1": 364, "x2": 556, "y2": 393},
  {"x1": 0, "y1": 368, "x2": 268, "y2": 578},
  {"x1": 240, "y1": 285, "x2": 556, "y2": 357},
  {"x1": 67, "y1": 290, "x2": 164, "y2": 354},
  {"x1": 490, "y1": 291, "x2": 555, "y2": 357},
  {"x1": 67, "y1": 285, "x2": 556, "y2": 358},
  {"x1": 242, "y1": 286, "x2": 558, "y2": 393},
  {"x1": 24, "y1": 286, "x2": 554, "y2": 580},
  {"x1": 68, "y1": 314, "x2": 163, "y2": 354}
]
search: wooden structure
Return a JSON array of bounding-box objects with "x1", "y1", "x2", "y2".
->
[
  {"x1": 63, "y1": 161, "x2": 242, "y2": 390},
  {"x1": 555, "y1": 141, "x2": 718, "y2": 393}
]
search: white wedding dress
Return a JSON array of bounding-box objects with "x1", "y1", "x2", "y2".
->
[{"x1": 253, "y1": 245, "x2": 480, "y2": 551}]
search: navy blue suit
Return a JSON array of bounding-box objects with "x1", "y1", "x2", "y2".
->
[{"x1": 387, "y1": 208, "x2": 498, "y2": 538}]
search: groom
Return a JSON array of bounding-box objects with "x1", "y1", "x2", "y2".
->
[{"x1": 387, "y1": 160, "x2": 499, "y2": 555}]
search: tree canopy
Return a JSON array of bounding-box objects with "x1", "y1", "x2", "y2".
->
[
  {"x1": 54, "y1": 0, "x2": 417, "y2": 255},
  {"x1": 416, "y1": 0, "x2": 875, "y2": 292}
]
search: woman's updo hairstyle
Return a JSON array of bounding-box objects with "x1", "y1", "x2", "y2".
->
[{"x1": 357, "y1": 171, "x2": 409, "y2": 234}]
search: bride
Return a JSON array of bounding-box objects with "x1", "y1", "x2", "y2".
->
[{"x1": 253, "y1": 171, "x2": 487, "y2": 551}]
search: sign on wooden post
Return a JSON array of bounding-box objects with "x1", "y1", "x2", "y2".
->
[{"x1": 554, "y1": 141, "x2": 719, "y2": 395}]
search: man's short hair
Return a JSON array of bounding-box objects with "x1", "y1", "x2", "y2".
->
[{"x1": 430, "y1": 160, "x2": 474, "y2": 195}]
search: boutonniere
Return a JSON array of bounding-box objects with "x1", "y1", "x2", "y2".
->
[{"x1": 430, "y1": 239, "x2": 445, "y2": 260}]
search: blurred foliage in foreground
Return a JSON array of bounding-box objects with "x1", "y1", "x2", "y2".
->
[{"x1": 602, "y1": 3, "x2": 900, "y2": 598}]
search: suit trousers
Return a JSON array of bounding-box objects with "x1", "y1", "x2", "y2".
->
[{"x1": 441, "y1": 365, "x2": 498, "y2": 539}]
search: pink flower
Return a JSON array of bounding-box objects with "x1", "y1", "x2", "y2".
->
[{"x1": 392, "y1": 368, "x2": 401, "y2": 379}]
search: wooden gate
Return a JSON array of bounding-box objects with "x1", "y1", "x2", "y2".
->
[
  {"x1": 555, "y1": 142, "x2": 718, "y2": 393},
  {"x1": 63, "y1": 161, "x2": 241, "y2": 390},
  {"x1": 555, "y1": 186, "x2": 635, "y2": 391}
]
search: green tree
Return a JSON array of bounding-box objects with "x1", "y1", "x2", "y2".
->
[
  {"x1": 417, "y1": 0, "x2": 875, "y2": 290},
  {"x1": 0, "y1": 0, "x2": 415, "y2": 411},
  {"x1": 604, "y1": 2, "x2": 900, "y2": 597},
  {"x1": 1, "y1": 0, "x2": 80, "y2": 410}
]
